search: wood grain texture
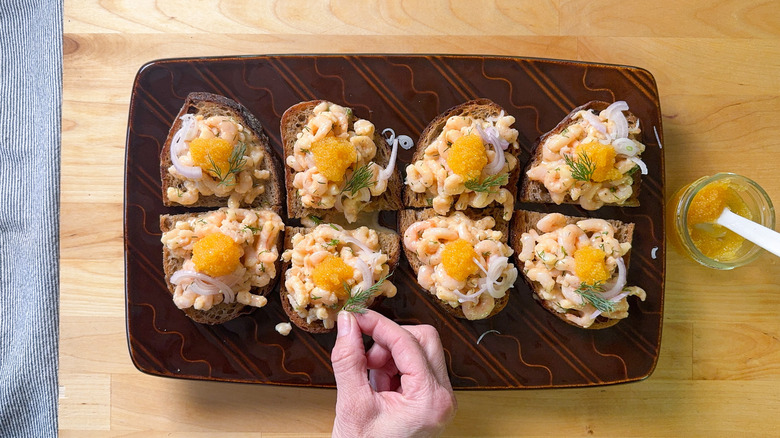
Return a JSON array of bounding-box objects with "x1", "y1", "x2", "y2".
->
[{"x1": 60, "y1": 0, "x2": 780, "y2": 435}]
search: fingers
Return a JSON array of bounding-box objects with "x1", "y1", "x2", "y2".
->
[
  {"x1": 353, "y1": 310, "x2": 430, "y2": 379},
  {"x1": 401, "y1": 325, "x2": 452, "y2": 392},
  {"x1": 365, "y1": 342, "x2": 392, "y2": 370},
  {"x1": 331, "y1": 311, "x2": 371, "y2": 397},
  {"x1": 368, "y1": 360, "x2": 400, "y2": 392}
]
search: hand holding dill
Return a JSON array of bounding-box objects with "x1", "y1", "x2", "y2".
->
[{"x1": 341, "y1": 273, "x2": 390, "y2": 313}]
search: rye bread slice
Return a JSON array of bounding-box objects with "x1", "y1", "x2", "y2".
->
[
  {"x1": 159, "y1": 209, "x2": 283, "y2": 325},
  {"x1": 280, "y1": 100, "x2": 403, "y2": 220},
  {"x1": 519, "y1": 100, "x2": 641, "y2": 207},
  {"x1": 509, "y1": 210, "x2": 635, "y2": 330},
  {"x1": 279, "y1": 226, "x2": 401, "y2": 333},
  {"x1": 402, "y1": 99, "x2": 522, "y2": 211},
  {"x1": 160, "y1": 92, "x2": 283, "y2": 209},
  {"x1": 398, "y1": 207, "x2": 511, "y2": 320}
]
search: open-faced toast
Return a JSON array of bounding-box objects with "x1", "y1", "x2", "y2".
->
[
  {"x1": 160, "y1": 92, "x2": 283, "y2": 209},
  {"x1": 399, "y1": 207, "x2": 517, "y2": 320},
  {"x1": 160, "y1": 208, "x2": 284, "y2": 325},
  {"x1": 280, "y1": 224, "x2": 401, "y2": 333},
  {"x1": 520, "y1": 100, "x2": 645, "y2": 210},
  {"x1": 280, "y1": 100, "x2": 403, "y2": 223},
  {"x1": 403, "y1": 99, "x2": 521, "y2": 221},
  {"x1": 510, "y1": 210, "x2": 645, "y2": 329}
]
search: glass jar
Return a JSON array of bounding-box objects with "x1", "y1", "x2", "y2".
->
[{"x1": 667, "y1": 173, "x2": 775, "y2": 270}]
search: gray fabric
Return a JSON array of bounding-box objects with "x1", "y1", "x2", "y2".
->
[{"x1": 0, "y1": 0, "x2": 63, "y2": 436}]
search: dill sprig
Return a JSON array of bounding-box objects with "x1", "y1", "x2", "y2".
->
[
  {"x1": 464, "y1": 173, "x2": 509, "y2": 193},
  {"x1": 207, "y1": 142, "x2": 247, "y2": 186},
  {"x1": 564, "y1": 151, "x2": 596, "y2": 182},
  {"x1": 574, "y1": 281, "x2": 615, "y2": 313},
  {"x1": 342, "y1": 164, "x2": 375, "y2": 196},
  {"x1": 308, "y1": 215, "x2": 324, "y2": 225},
  {"x1": 341, "y1": 273, "x2": 391, "y2": 314}
]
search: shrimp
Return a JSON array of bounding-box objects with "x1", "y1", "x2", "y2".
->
[
  {"x1": 577, "y1": 218, "x2": 614, "y2": 236},
  {"x1": 403, "y1": 220, "x2": 432, "y2": 252},
  {"x1": 218, "y1": 119, "x2": 239, "y2": 143},
  {"x1": 518, "y1": 230, "x2": 538, "y2": 261},
  {"x1": 543, "y1": 167, "x2": 574, "y2": 200},
  {"x1": 536, "y1": 213, "x2": 567, "y2": 233},
  {"x1": 421, "y1": 227, "x2": 459, "y2": 243}
]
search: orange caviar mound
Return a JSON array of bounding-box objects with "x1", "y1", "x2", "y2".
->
[
  {"x1": 441, "y1": 239, "x2": 479, "y2": 282},
  {"x1": 575, "y1": 142, "x2": 620, "y2": 182},
  {"x1": 446, "y1": 134, "x2": 487, "y2": 180},
  {"x1": 574, "y1": 246, "x2": 609, "y2": 284},
  {"x1": 312, "y1": 254, "x2": 354, "y2": 299},
  {"x1": 192, "y1": 232, "x2": 243, "y2": 277},
  {"x1": 687, "y1": 180, "x2": 753, "y2": 260},
  {"x1": 189, "y1": 137, "x2": 236, "y2": 179},
  {"x1": 310, "y1": 136, "x2": 357, "y2": 182}
]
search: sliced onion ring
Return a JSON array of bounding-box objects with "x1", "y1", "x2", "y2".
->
[
  {"x1": 170, "y1": 114, "x2": 203, "y2": 180},
  {"x1": 601, "y1": 257, "x2": 627, "y2": 300},
  {"x1": 628, "y1": 156, "x2": 648, "y2": 175},
  {"x1": 580, "y1": 110, "x2": 607, "y2": 135},
  {"x1": 603, "y1": 101, "x2": 629, "y2": 139},
  {"x1": 613, "y1": 138, "x2": 639, "y2": 157},
  {"x1": 377, "y1": 133, "x2": 399, "y2": 182},
  {"x1": 170, "y1": 269, "x2": 236, "y2": 303}
]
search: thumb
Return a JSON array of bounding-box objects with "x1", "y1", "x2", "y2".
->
[{"x1": 331, "y1": 311, "x2": 370, "y2": 393}]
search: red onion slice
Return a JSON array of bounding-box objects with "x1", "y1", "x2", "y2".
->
[
  {"x1": 453, "y1": 288, "x2": 482, "y2": 303},
  {"x1": 346, "y1": 256, "x2": 374, "y2": 293},
  {"x1": 581, "y1": 110, "x2": 607, "y2": 135},
  {"x1": 612, "y1": 138, "x2": 640, "y2": 157},
  {"x1": 170, "y1": 269, "x2": 236, "y2": 303},
  {"x1": 628, "y1": 156, "x2": 648, "y2": 175},
  {"x1": 601, "y1": 257, "x2": 627, "y2": 300},
  {"x1": 604, "y1": 101, "x2": 629, "y2": 139},
  {"x1": 170, "y1": 114, "x2": 203, "y2": 180},
  {"x1": 377, "y1": 137, "x2": 399, "y2": 182}
]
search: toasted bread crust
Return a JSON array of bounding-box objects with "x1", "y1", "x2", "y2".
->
[
  {"x1": 519, "y1": 100, "x2": 641, "y2": 207},
  {"x1": 509, "y1": 210, "x2": 635, "y2": 330},
  {"x1": 159, "y1": 209, "x2": 283, "y2": 325},
  {"x1": 279, "y1": 226, "x2": 401, "y2": 333},
  {"x1": 280, "y1": 100, "x2": 403, "y2": 221},
  {"x1": 160, "y1": 92, "x2": 284, "y2": 209},
  {"x1": 398, "y1": 208, "x2": 511, "y2": 320},
  {"x1": 402, "y1": 99, "x2": 522, "y2": 211}
]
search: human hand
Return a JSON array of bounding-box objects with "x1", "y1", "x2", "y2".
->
[{"x1": 331, "y1": 310, "x2": 457, "y2": 438}]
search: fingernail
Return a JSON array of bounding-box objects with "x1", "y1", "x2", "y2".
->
[{"x1": 337, "y1": 311, "x2": 353, "y2": 338}]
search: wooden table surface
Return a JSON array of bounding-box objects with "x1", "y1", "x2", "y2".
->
[{"x1": 60, "y1": 1, "x2": 780, "y2": 436}]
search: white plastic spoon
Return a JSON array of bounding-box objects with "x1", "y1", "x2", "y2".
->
[{"x1": 715, "y1": 207, "x2": 780, "y2": 258}]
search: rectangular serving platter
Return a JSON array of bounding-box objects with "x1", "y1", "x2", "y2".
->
[{"x1": 124, "y1": 54, "x2": 665, "y2": 389}]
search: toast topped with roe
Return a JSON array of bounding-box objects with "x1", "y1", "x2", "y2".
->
[
  {"x1": 403, "y1": 99, "x2": 521, "y2": 221},
  {"x1": 520, "y1": 100, "x2": 647, "y2": 210},
  {"x1": 160, "y1": 92, "x2": 283, "y2": 209},
  {"x1": 281, "y1": 100, "x2": 402, "y2": 224}
]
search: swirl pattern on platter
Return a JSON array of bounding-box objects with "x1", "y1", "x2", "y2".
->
[{"x1": 124, "y1": 54, "x2": 665, "y2": 388}]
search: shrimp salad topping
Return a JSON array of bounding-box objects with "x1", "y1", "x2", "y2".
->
[
  {"x1": 281, "y1": 224, "x2": 397, "y2": 329},
  {"x1": 405, "y1": 112, "x2": 520, "y2": 220},
  {"x1": 403, "y1": 212, "x2": 518, "y2": 320},
  {"x1": 160, "y1": 208, "x2": 284, "y2": 312},
  {"x1": 526, "y1": 101, "x2": 648, "y2": 210},
  {"x1": 167, "y1": 114, "x2": 272, "y2": 208},
  {"x1": 286, "y1": 102, "x2": 398, "y2": 223},
  {"x1": 517, "y1": 213, "x2": 646, "y2": 328}
]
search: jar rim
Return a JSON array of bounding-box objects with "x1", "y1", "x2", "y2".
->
[{"x1": 675, "y1": 173, "x2": 775, "y2": 269}]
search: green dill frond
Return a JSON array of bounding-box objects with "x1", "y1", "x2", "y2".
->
[
  {"x1": 341, "y1": 273, "x2": 391, "y2": 314},
  {"x1": 574, "y1": 282, "x2": 615, "y2": 313},
  {"x1": 464, "y1": 173, "x2": 509, "y2": 193},
  {"x1": 564, "y1": 151, "x2": 596, "y2": 182},
  {"x1": 308, "y1": 215, "x2": 324, "y2": 225},
  {"x1": 342, "y1": 164, "x2": 375, "y2": 196},
  {"x1": 207, "y1": 141, "x2": 247, "y2": 186}
]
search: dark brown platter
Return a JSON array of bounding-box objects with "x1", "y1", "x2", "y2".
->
[{"x1": 124, "y1": 54, "x2": 665, "y2": 389}]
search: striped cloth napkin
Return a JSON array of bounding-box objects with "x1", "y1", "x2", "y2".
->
[{"x1": 0, "y1": 1, "x2": 62, "y2": 436}]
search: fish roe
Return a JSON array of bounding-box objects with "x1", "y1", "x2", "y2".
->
[
  {"x1": 312, "y1": 254, "x2": 354, "y2": 299},
  {"x1": 575, "y1": 142, "x2": 621, "y2": 182},
  {"x1": 310, "y1": 136, "x2": 357, "y2": 182},
  {"x1": 687, "y1": 180, "x2": 752, "y2": 260},
  {"x1": 189, "y1": 137, "x2": 236, "y2": 178},
  {"x1": 192, "y1": 232, "x2": 243, "y2": 277},
  {"x1": 441, "y1": 239, "x2": 479, "y2": 282},
  {"x1": 574, "y1": 246, "x2": 609, "y2": 284},
  {"x1": 446, "y1": 134, "x2": 487, "y2": 180}
]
